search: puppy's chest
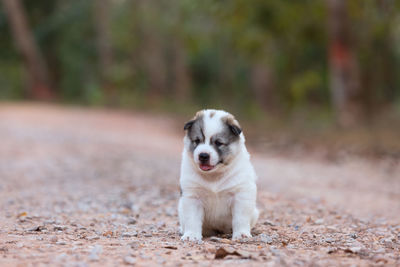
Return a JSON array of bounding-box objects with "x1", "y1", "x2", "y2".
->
[{"x1": 196, "y1": 187, "x2": 235, "y2": 211}]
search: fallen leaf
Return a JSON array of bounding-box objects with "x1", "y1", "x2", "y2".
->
[
  {"x1": 344, "y1": 247, "x2": 362, "y2": 254},
  {"x1": 263, "y1": 220, "x2": 276, "y2": 226},
  {"x1": 327, "y1": 247, "x2": 338, "y2": 254},
  {"x1": 103, "y1": 231, "x2": 113, "y2": 237},
  {"x1": 215, "y1": 247, "x2": 238, "y2": 259},
  {"x1": 164, "y1": 245, "x2": 177, "y2": 250},
  {"x1": 27, "y1": 225, "x2": 46, "y2": 232},
  {"x1": 214, "y1": 247, "x2": 253, "y2": 259},
  {"x1": 17, "y1": 212, "x2": 27, "y2": 218},
  {"x1": 374, "y1": 256, "x2": 388, "y2": 264},
  {"x1": 120, "y1": 208, "x2": 131, "y2": 215}
]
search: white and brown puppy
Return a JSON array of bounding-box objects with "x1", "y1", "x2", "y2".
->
[{"x1": 179, "y1": 109, "x2": 259, "y2": 242}]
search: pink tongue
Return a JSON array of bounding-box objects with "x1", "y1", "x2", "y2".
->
[{"x1": 200, "y1": 164, "x2": 213, "y2": 171}]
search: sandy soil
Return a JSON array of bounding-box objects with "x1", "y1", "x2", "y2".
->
[{"x1": 0, "y1": 103, "x2": 399, "y2": 266}]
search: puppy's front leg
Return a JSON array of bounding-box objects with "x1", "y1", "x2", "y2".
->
[
  {"x1": 179, "y1": 196, "x2": 203, "y2": 242},
  {"x1": 232, "y1": 192, "x2": 255, "y2": 241}
]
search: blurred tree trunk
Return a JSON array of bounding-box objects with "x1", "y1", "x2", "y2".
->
[
  {"x1": 327, "y1": 0, "x2": 363, "y2": 127},
  {"x1": 171, "y1": 39, "x2": 191, "y2": 101},
  {"x1": 250, "y1": 62, "x2": 276, "y2": 111},
  {"x1": 2, "y1": 0, "x2": 53, "y2": 100},
  {"x1": 136, "y1": 0, "x2": 167, "y2": 100},
  {"x1": 143, "y1": 34, "x2": 167, "y2": 99},
  {"x1": 94, "y1": 0, "x2": 115, "y2": 104},
  {"x1": 219, "y1": 47, "x2": 235, "y2": 101},
  {"x1": 93, "y1": 0, "x2": 116, "y2": 104}
]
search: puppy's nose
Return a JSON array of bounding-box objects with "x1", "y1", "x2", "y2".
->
[{"x1": 199, "y1": 153, "x2": 210, "y2": 162}]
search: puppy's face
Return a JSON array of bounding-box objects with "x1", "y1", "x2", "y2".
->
[{"x1": 183, "y1": 110, "x2": 242, "y2": 173}]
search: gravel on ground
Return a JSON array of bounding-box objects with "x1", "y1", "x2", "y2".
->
[{"x1": 0, "y1": 103, "x2": 399, "y2": 266}]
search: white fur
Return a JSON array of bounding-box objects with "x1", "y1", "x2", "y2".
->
[{"x1": 179, "y1": 109, "x2": 259, "y2": 242}]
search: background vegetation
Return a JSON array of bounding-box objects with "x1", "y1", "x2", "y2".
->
[{"x1": 1, "y1": 0, "x2": 400, "y2": 152}]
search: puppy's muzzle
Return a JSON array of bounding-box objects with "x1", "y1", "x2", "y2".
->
[
  {"x1": 199, "y1": 153, "x2": 210, "y2": 163},
  {"x1": 198, "y1": 153, "x2": 214, "y2": 171}
]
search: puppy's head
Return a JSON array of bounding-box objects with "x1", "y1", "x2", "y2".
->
[{"x1": 183, "y1": 109, "x2": 243, "y2": 173}]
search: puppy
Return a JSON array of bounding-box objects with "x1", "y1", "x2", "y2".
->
[{"x1": 178, "y1": 109, "x2": 259, "y2": 242}]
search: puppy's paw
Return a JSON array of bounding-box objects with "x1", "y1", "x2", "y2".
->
[
  {"x1": 232, "y1": 231, "x2": 252, "y2": 241},
  {"x1": 181, "y1": 232, "x2": 202, "y2": 243}
]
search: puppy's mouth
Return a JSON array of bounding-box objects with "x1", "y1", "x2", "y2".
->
[
  {"x1": 199, "y1": 163, "x2": 214, "y2": 171},
  {"x1": 199, "y1": 160, "x2": 223, "y2": 172}
]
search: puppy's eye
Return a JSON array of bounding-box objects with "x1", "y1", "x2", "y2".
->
[
  {"x1": 193, "y1": 139, "x2": 200, "y2": 145},
  {"x1": 215, "y1": 140, "x2": 224, "y2": 147}
]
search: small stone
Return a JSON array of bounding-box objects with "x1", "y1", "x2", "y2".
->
[
  {"x1": 373, "y1": 255, "x2": 388, "y2": 264},
  {"x1": 56, "y1": 241, "x2": 67, "y2": 245},
  {"x1": 381, "y1": 238, "x2": 393, "y2": 245},
  {"x1": 56, "y1": 253, "x2": 67, "y2": 261},
  {"x1": 263, "y1": 220, "x2": 276, "y2": 226},
  {"x1": 129, "y1": 242, "x2": 140, "y2": 249},
  {"x1": 326, "y1": 226, "x2": 337, "y2": 232},
  {"x1": 128, "y1": 218, "x2": 137, "y2": 225},
  {"x1": 122, "y1": 232, "x2": 138, "y2": 238},
  {"x1": 345, "y1": 247, "x2": 362, "y2": 254},
  {"x1": 315, "y1": 219, "x2": 324, "y2": 225},
  {"x1": 86, "y1": 236, "x2": 100, "y2": 241},
  {"x1": 44, "y1": 220, "x2": 56, "y2": 225},
  {"x1": 209, "y1": 237, "x2": 220, "y2": 242},
  {"x1": 157, "y1": 221, "x2": 166, "y2": 228},
  {"x1": 327, "y1": 247, "x2": 337, "y2": 254},
  {"x1": 259, "y1": 234, "x2": 273, "y2": 244},
  {"x1": 157, "y1": 257, "x2": 166, "y2": 264},
  {"x1": 89, "y1": 245, "x2": 102, "y2": 261},
  {"x1": 50, "y1": 236, "x2": 58, "y2": 243},
  {"x1": 124, "y1": 256, "x2": 137, "y2": 265},
  {"x1": 270, "y1": 247, "x2": 280, "y2": 256},
  {"x1": 325, "y1": 237, "x2": 334, "y2": 243},
  {"x1": 350, "y1": 233, "x2": 358, "y2": 239},
  {"x1": 252, "y1": 229, "x2": 262, "y2": 235},
  {"x1": 54, "y1": 225, "x2": 67, "y2": 231},
  {"x1": 89, "y1": 253, "x2": 99, "y2": 261},
  {"x1": 139, "y1": 254, "x2": 151, "y2": 260},
  {"x1": 220, "y1": 238, "x2": 232, "y2": 244},
  {"x1": 144, "y1": 233, "x2": 152, "y2": 237},
  {"x1": 27, "y1": 226, "x2": 45, "y2": 232},
  {"x1": 165, "y1": 208, "x2": 175, "y2": 217}
]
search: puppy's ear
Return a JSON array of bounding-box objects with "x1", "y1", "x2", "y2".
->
[
  {"x1": 228, "y1": 124, "x2": 242, "y2": 136},
  {"x1": 223, "y1": 115, "x2": 242, "y2": 136},
  {"x1": 184, "y1": 120, "x2": 195, "y2": 131}
]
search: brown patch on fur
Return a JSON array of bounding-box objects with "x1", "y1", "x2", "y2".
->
[
  {"x1": 209, "y1": 111, "x2": 216, "y2": 118},
  {"x1": 221, "y1": 114, "x2": 242, "y2": 137},
  {"x1": 194, "y1": 110, "x2": 204, "y2": 120},
  {"x1": 222, "y1": 115, "x2": 241, "y2": 129}
]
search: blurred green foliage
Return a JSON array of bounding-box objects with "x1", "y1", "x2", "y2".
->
[{"x1": 0, "y1": 0, "x2": 399, "y2": 120}]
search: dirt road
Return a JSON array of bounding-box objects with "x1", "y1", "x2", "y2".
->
[{"x1": 0, "y1": 103, "x2": 399, "y2": 266}]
